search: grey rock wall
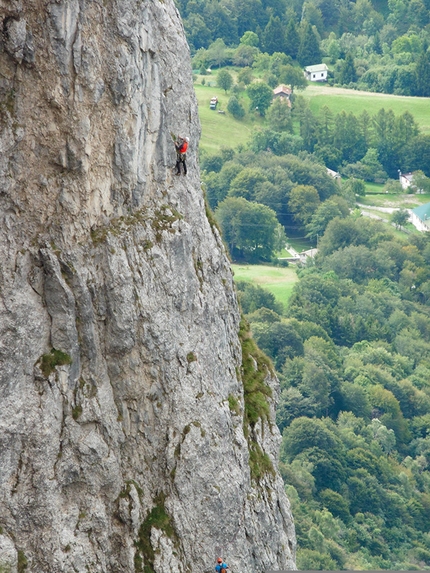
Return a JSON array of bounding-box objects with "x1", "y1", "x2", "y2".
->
[{"x1": 0, "y1": 1, "x2": 296, "y2": 572}]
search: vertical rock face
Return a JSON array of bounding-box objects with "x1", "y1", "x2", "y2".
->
[{"x1": 0, "y1": 1, "x2": 296, "y2": 572}]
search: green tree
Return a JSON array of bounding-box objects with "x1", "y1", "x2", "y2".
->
[
  {"x1": 202, "y1": 161, "x2": 243, "y2": 209},
  {"x1": 370, "y1": 419, "x2": 396, "y2": 454},
  {"x1": 391, "y1": 208, "x2": 409, "y2": 229},
  {"x1": 333, "y1": 112, "x2": 366, "y2": 164},
  {"x1": 302, "y1": 2, "x2": 324, "y2": 32},
  {"x1": 206, "y1": 38, "x2": 229, "y2": 68},
  {"x1": 406, "y1": 135, "x2": 430, "y2": 177},
  {"x1": 284, "y1": 18, "x2": 300, "y2": 59},
  {"x1": 297, "y1": 21, "x2": 322, "y2": 67},
  {"x1": 323, "y1": 244, "x2": 396, "y2": 283},
  {"x1": 306, "y1": 199, "x2": 349, "y2": 239},
  {"x1": 201, "y1": 154, "x2": 223, "y2": 173},
  {"x1": 342, "y1": 148, "x2": 388, "y2": 183},
  {"x1": 339, "y1": 53, "x2": 357, "y2": 84},
  {"x1": 319, "y1": 489, "x2": 351, "y2": 522},
  {"x1": 237, "y1": 67, "x2": 254, "y2": 85},
  {"x1": 297, "y1": 549, "x2": 338, "y2": 570},
  {"x1": 198, "y1": 3, "x2": 239, "y2": 46},
  {"x1": 269, "y1": 52, "x2": 292, "y2": 76},
  {"x1": 227, "y1": 95, "x2": 245, "y2": 118},
  {"x1": 415, "y1": 47, "x2": 430, "y2": 97},
  {"x1": 383, "y1": 178, "x2": 403, "y2": 193},
  {"x1": 203, "y1": 171, "x2": 225, "y2": 209},
  {"x1": 215, "y1": 197, "x2": 285, "y2": 261},
  {"x1": 373, "y1": 109, "x2": 419, "y2": 178},
  {"x1": 261, "y1": 16, "x2": 286, "y2": 54},
  {"x1": 347, "y1": 471, "x2": 383, "y2": 514},
  {"x1": 252, "y1": 321, "x2": 304, "y2": 367},
  {"x1": 236, "y1": 281, "x2": 284, "y2": 314},
  {"x1": 373, "y1": 31, "x2": 382, "y2": 54},
  {"x1": 299, "y1": 107, "x2": 318, "y2": 152},
  {"x1": 267, "y1": 98, "x2": 293, "y2": 132},
  {"x1": 342, "y1": 177, "x2": 366, "y2": 196},
  {"x1": 217, "y1": 69, "x2": 233, "y2": 92},
  {"x1": 232, "y1": 0, "x2": 265, "y2": 38},
  {"x1": 282, "y1": 417, "x2": 344, "y2": 460},
  {"x1": 411, "y1": 170, "x2": 430, "y2": 193},
  {"x1": 184, "y1": 14, "x2": 212, "y2": 50},
  {"x1": 368, "y1": 385, "x2": 410, "y2": 443},
  {"x1": 341, "y1": 382, "x2": 372, "y2": 419},
  {"x1": 232, "y1": 44, "x2": 259, "y2": 67},
  {"x1": 229, "y1": 167, "x2": 267, "y2": 200},
  {"x1": 279, "y1": 64, "x2": 308, "y2": 92},
  {"x1": 289, "y1": 185, "x2": 321, "y2": 225},
  {"x1": 240, "y1": 31, "x2": 259, "y2": 46},
  {"x1": 277, "y1": 386, "x2": 318, "y2": 432},
  {"x1": 315, "y1": 105, "x2": 334, "y2": 148},
  {"x1": 247, "y1": 81, "x2": 274, "y2": 116}
]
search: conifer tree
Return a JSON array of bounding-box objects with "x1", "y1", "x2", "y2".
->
[
  {"x1": 339, "y1": 53, "x2": 357, "y2": 84},
  {"x1": 262, "y1": 16, "x2": 286, "y2": 55},
  {"x1": 297, "y1": 22, "x2": 321, "y2": 67},
  {"x1": 373, "y1": 31, "x2": 382, "y2": 54},
  {"x1": 284, "y1": 18, "x2": 299, "y2": 60},
  {"x1": 415, "y1": 46, "x2": 430, "y2": 97}
]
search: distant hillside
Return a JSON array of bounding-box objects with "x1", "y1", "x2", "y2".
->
[
  {"x1": 183, "y1": 0, "x2": 430, "y2": 97},
  {"x1": 196, "y1": 76, "x2": 430, "y2": 156}
]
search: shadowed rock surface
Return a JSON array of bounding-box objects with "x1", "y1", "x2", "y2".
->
[{"x1": 0, "y1": 1, "x2": 296, "y2": 572}]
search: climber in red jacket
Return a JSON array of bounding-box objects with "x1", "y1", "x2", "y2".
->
[{"x1": 174, "y1": 136, "x2": 188, "y2": 175}]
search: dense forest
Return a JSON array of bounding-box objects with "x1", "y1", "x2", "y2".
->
[
  {"x1": 202, "y1": 120, "x2": 430, "y2": 264},
  {"x1": 176, "y1": 0, "x2": 430, "y2": 95},
  {"x1": 182, "y1": 0, "x2": 430, "y2": 566},
  {"x1": 236, "y1": 219, "x2": 430, "y2": 569},
  {"x1": 201, "y1": 147, "x2": 430, "y2": 568}
]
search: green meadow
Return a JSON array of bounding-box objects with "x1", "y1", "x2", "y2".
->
[
  {"x1": 231, "y1": 263, "x2": 299, "y2": 309},
  {"x1": 194, "y1": 78, "x2": 262, "y2": 155},
  {"x1": 302, "y1": 84, "x2": 430, "y2": 133},
  {"x1": 195, "y1": 76, "x2": 430, "y2": 156}
]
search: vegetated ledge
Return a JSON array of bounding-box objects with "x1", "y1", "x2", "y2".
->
[
  {"x1": 134, "y1": 492, "x2": 179, "y2": 573},
  {"x1": 89, "y1": 205, "x2": 184, "y2": 246},
  {"x1": 238, "y1": 317, "x2": 276, "y2": 483},
  {"x1": 38, "y1": 348, "x2": 72, "y2": 378}
]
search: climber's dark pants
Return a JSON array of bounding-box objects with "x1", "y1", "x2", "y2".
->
[{"x1": 175, "y1": 154, "x2": 187, "y2": 175}]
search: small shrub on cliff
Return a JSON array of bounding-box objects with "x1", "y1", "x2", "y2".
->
[{"x1": 39, "y1": 349, "x2": 72, "y2": 377}]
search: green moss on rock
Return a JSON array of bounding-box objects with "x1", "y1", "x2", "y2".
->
[
  {"x1": 134, "y1": 493, "x2": 178, "y2": 573},
  {"x1": 39, "y1": 349, "x2": 72, "y2": 377},
  {"x1": 238, "y1": 317, "x2": 275, "y2": 482}
]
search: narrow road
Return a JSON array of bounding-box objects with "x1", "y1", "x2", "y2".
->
[
  {"x1": 287, "y1": 245, "x2": 301, "y2": 257},
  {"x1": 357, "y1": 203, "x2": 398, "y2": 214}
]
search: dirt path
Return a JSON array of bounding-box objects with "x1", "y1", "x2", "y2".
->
[{"x1": 357, "y1": 203, "x2": 399, "y2": 214}]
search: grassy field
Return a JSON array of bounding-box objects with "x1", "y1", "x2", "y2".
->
[
  {"x1": 195, "y1": 76, "x2": 430, "y2": 155},
  {"x1": 231, "y1": 263, "x2": 299, "y2": 309},
  {"x1": 302, "y1": 84, "x2": 430, "y2": 133},
  {"x1": 276, "y1": 247, "x2": 293, "y2": 257},
  {"x1": 194, "y1": 72, "x2": 265, "y2": 155},
  {"x1": 358, "y1": 195, "x2": 422, "y2": 236},
  {"x1": 287, "y1": 236, "x2": 314, "y2": 251},
  {"x1": 364, "y1": 182, "x2": 384, "y2": 193}
]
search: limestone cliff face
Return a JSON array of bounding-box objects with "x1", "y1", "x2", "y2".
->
[{"x1": 0, "y1": 1, "x2": 296, "y2": 572}]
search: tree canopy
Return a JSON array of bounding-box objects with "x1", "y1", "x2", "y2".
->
[
  {"x1": 247, "y1": 82, "x2": 274, "y2": 116},
  {"x1": 215, "y1": 197, "x2": 286, "y2": 261}
]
